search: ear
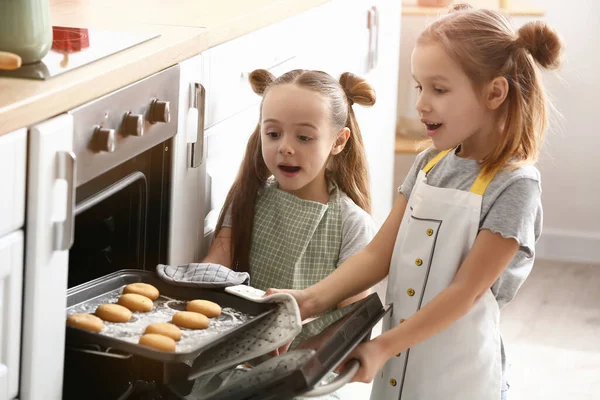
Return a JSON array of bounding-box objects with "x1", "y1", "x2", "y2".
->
[
  {"x1": 485, "y1": 76, "x2": 509, "y2": 110},
  {"x1": 331, "y1": 127, "x2": 350, "y2": 155}
]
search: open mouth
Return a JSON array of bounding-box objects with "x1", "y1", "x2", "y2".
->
[
  {"x1": 279, "y1": 165, "x2": 301, "y2": 173},
  {"x1": 278, "y1": 165, "x2": 301, "y2": 177},
  {"x1": 425, "y1": 123, "x2": 442, "y2": 131}
]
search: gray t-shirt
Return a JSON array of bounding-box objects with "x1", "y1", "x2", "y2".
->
[
  {"x1": 400, "y1": 146, "x2": 542, "y2": 309},
  {"x1": 222, "y1": 188, "x2": 376, "y2": 267},
  {"x1": 400, "y1": 147, "x2": 542, "y2": 390}
]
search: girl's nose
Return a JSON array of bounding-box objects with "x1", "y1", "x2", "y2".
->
[
  {"x1": 415, "y1": 93, "x2": 431, "y2": 115},
  {"x1": 278, "y1": 138, "x2": 294, "y2": 155}
]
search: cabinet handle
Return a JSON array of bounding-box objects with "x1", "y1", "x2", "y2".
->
[
  {"x1": 373, "y1": 5, "x2": 380, "y2": 69},
  {"x1": 53, "y1": 151, "x2": 76, "y2": 251},
  {"x1": 367, "y1": 7, "x2": 376, "y2": 71},
  {"x1": 189, "y1": 82, "x2": 206, "y2": 168}
]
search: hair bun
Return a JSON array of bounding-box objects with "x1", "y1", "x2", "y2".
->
[
  {"x1": 448, "y1": 3, "x2": 473, "y2": 13},
  {"x1": 517, "y1": 21, "x2": 563, "y2": 69},
  {"x1": 249, "y1": 69, "x2": 276, "y2": 96},
  {"x1": 339, "y1": 72, "x2": 376, "y2": 107}
]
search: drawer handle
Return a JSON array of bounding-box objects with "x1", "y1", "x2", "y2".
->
[
  {"x1": 53, "y1": 151, "x2": 76, "y2": 251},
  {"x1": 188, "y1": 82, "x2": 206, "y2": 168},
  {"x1": 240, "y1": 55, "x2": 297, "y2": 79}
]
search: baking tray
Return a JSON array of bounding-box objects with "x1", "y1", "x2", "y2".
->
[{"x1": 66, "y1": 269, "x2": 277, "y2": 363}]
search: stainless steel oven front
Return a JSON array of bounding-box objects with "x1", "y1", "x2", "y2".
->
[{"x1": 62, "y1": 66, "x2": 180, "y2": 398}]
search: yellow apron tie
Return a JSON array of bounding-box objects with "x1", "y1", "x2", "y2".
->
[{"x1": 422, "y1": 149, "x2": 499, "y2": 196}]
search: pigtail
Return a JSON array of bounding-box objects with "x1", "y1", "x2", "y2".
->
[
  {"x1": 214, "y1": 69, "x2": 274, "y2": 271},
  {"x1": 249, "y1": 69, "x2": 276, "y2": 95},
  {"x1": 331, "y1": 72, "x2": 376, "y2": 214}
]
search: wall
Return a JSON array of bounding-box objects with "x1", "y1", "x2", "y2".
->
[{"x1": 394, "y1": 2, "x2": 600, "y2": 263}]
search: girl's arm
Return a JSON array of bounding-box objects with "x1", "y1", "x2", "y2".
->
[
  {"x1": 372, "y1": 229, "x2": 519, "y2": 361},
  {"x1": 298, "y1": 194, "x2": 408, "y2": 319},
  {"x1": 202, "y1": 227, "x2": 233, "y2": 267}
]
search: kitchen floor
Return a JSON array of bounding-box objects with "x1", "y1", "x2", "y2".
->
[{"x1": 337, "y1": 259, "x2": 600, "y2": 399}]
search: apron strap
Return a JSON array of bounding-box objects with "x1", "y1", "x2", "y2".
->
[
  {"x1": 422, "y1": 149, "x2": 452, "y2": 174},
  {"x1": 469, "y1": 168, "x2": 499, "y2": 196},
  {"x1": 422, "y1": 148, "x2": 500, "y2": 196}
]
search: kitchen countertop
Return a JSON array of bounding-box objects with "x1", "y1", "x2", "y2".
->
[{"x1": 0, "y1": 0, "x2": 332, "y2": 136}]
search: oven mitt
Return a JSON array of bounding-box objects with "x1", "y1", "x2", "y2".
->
[
  {"x1": 187, "y1": 350, "x2": 316, "y2": 400},
  {"x1": 155, "y1": 262, "x2": 250, "y2": 288},
  {"x1": 186, "y1": 285, "x2": 302, "y2": 385}
]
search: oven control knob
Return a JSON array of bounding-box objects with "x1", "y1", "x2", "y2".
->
[
  {"x1": 123, "y1": 112, "x2": 144, "y2": 136},
  {"x1": 149, "y1": 100, "x2": 170, "y2": 124},
  {"x1": 94, "y1": 126, "x2": 116, "y2": 153}
]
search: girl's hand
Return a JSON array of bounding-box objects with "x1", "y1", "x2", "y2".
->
[
  {"x1": 335, "y1": 340, "x2": 389, "y2": 384},
  {"x1": 265, "y1": 288, "x2": 313, "y2": 320}
]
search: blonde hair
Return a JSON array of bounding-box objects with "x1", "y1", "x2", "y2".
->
[
  {"x1": 418, "y1": 3, "x2": 563, "y2": 173},
  {"x1": 216, "y1": 69, "x2": 376, "y2": 271}
]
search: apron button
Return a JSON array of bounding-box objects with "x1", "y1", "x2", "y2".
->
[
  {"x1": 390, "y1": 378, "x2": 397, "y2": 387},
  {"x1": 396, "y1": 353, "x2": 401, "y2": 357},
  {"x1": 427, "y1": 228, "x2": 434, "y2": 236},
  {"x1": 415, "y1": 258, "x2": 423, "y2": 266},
  {"x1": 400, "y1": 318, "x2": 406, "y2": 323},
  {"x1": 407, "y1": 288, "x2": 415, "y2": 296}
]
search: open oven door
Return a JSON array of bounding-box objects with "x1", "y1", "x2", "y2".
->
[
  {"x1": 164, "y1": 293, "x2": 391, "y2": 400},
  {"x1": 21, "y1": 113, "x2": 75, "y2": 400}
]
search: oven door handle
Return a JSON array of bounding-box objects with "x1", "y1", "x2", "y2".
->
[
  {"x1": 188, "y1": 82, "x2": 206, "y2": 168},
  {"x1": 301, "y1": 359, "x2": 361, "y2": 397},
  {"x1": 53, "y1": 151, "x2": 77, "y2": 251}
]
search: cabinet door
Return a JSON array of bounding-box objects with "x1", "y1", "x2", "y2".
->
[
  {"x1": 0, "y1": 129, "x2": 26, "y2": 237},
  {"x1": 0, "y1": 230, "x2": 23, "y2": 400},
  {"x1": 168, "y1": 53, "x2": 209, "y2": 264},
  {"x1": 22, "y1": 114, "x2": 74, "y2": 400},
  {"x1": 303, "y1": 0, "x2": 401, "y2": 227},
  {"x1": 356, "y1": 0, "x2": 402, "y2": 227}
]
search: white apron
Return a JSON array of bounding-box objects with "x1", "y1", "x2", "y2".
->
[{"x1": 371, "y1": 149, "x2": 502, "y2": 400}]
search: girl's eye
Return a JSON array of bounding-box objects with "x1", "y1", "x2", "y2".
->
[
  {"x1": 414, "y1": 85, "x2": 422, "y2": 92},
  {"x1": 298, "y1": 135, "x2": 312, "y2": 142},
  {"x1": 434, "y1": 88, "x2": 447, "y2": 94},
  {"x1": 266, "y1": 132, "x2": 280, "y2": 138}
]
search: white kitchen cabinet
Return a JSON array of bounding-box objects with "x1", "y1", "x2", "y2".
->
[
  {"x1": 168, "y1": 53, "x2": 208, "y2": 265},
  {"x1": 0, "y1": 230, "x2": 23, "y2": 400},
  {"x1": 204, "y1": 20, "x2": 302, "y2": 129},
  {"x1": 354, "y1": 0, "x2": 402, "y2": 228},
  {"x1": 0, "y1": 129, "x2": 26, "y2": 238},
  {"x1": 297, "y1": 0, "x2": 401, "y2": 227},
  {"x1": 21, "y1": 114, "x2": 74, "y2": 400}
]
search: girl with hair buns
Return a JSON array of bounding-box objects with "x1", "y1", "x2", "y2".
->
[
  {"x1": 267, "y1": 4, "x2": 564, "y2": 400},
  {"x1": 203, "y1": 68, "x2": 378, "y2": 344}
]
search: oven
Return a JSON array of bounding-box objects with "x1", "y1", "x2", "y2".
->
[{"x1": 61, "y1": 66, "x2": 179, "y2": 399}]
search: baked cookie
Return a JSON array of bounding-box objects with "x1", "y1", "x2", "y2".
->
[
  {"x1": 118, "y1": 293, "x2": 153, "y2": 312},
  {"x1": 145, "y1": 322, "x2": 182, "y2": 341},
  {"x1": 186, "y1": 299, "x2": 222, "y2": 318},
  {"x1": 139, "y1": 333, "x2": 176, "y2": 352},
  {"x1": 66, "y1": 313, "x2": 105, "y2": 332},
  {"x1": 172, "y1": 311, "x2": 210, "y2": 330},
  {"x1": 123, "y1": 282, "x2": 160, "y2": 301},
  {"x1": 95, "y1": 304, "x2": 132, "y2": 322}
]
